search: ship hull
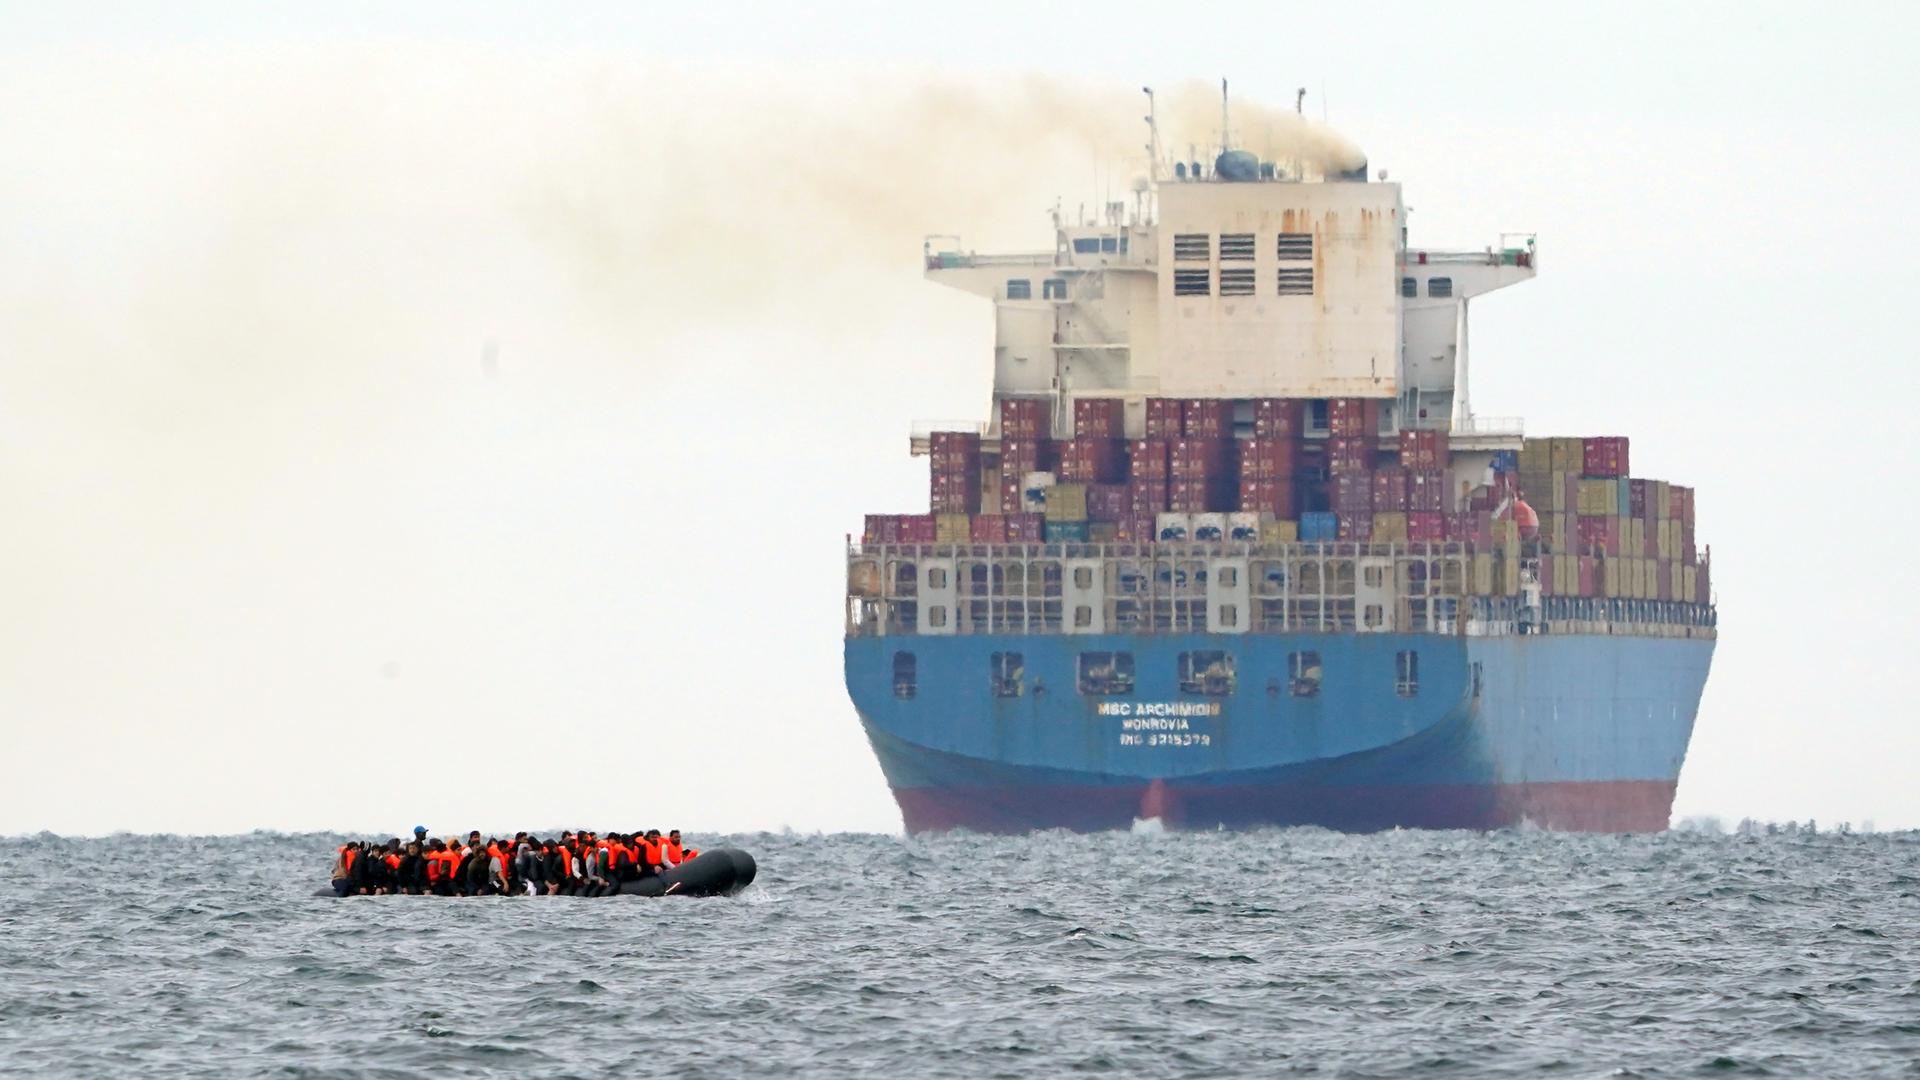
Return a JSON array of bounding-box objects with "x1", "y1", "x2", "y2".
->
[{"x1": 847, "y1": 631, "x2": 1712, "y2": 833}]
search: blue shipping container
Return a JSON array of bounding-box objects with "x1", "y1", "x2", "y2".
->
[
  {"x1": 1491, "y1": 450, "x2": 1519, "y2": 474},
  {"x1": 1299, "y1": 512, "x2": 1339, "y2": 542}
]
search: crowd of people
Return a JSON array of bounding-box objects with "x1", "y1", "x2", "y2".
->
[{"x1": 329, "y1": 826, "x2": 701, "y2": 897}]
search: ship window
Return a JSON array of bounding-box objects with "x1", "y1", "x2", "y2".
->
[
  {"x1": 1219, "y1": 268, "x2": 1255, "y2": 296},
  {"x1": 928, "y1": 567, "x2": 948, "y2": 590},
  {"x1": 1217, "y1": 604, "x2": 1239, "y2": 628},
  {"x1": 1401, "y1": 277, "x2": 1417, "y2": 298},
  {"x1": 1073, "y1": 237, "x2": 1101, "y2": 254},
  {"x1": 1172, "y1": 233, "x2": 1210, "y2": 261},
  {"x1": 1218, "y1": 566, "x2": 1238, "y2": 588},
  {"x1": 1396, "y1": 651, "x2": 1419, "y2": 696},
  {"x1": 1429, "y1": 277, "x2": 1453, "y2": 298},
  {"x1": 1219, "y1": 233, "x2": 1256, "y2": 261},
  {"x1": 1077, "y1": 651, "x2": 1135, "y2": 695},
  {"x1": 1276, "y1": 233, "x2": 1313, "y2": 261},
  {"x1": 893, "y1": 652, "x2": 916, "y2": 700},
  {"x1": 927, "y1": 605, "x2": 948, "y2": 628},
  {"x1": 1289, "y1": 651, "x2": 1322, "y2": 697},
  {"x1": 990, "y1": 651, "x2": 1025, "y2": 698},
  {"x1": 1101, "y1": 236, "x2": 1119, "y2": 253},
  {"x1": 1276, "y1": 268, "x2": 1314, "y2": 296},
  {"x1": 1363, "y1": 565, "x2": 1385, "y2": 588},
  {"x1": 1074, "y1": 566, "x2": 1094, "y2": 589},
  {"x1": 1006, "y1": 279, "x2": 1032, "y2": 300},
  {"x1": 1043, "y1": 278, "x2": 1067, "y2": 300},
  {"x1": 1178, "y1": 650, "x2": 1236, "y2": 695},
  {"x1": 1363, "y1": 604, "x2": 1384, "y2": 629},
  {"x1": 1074, "y1": 605, "x2": 1093, "y2": 628},
  {"x1": 1173, "y1": 269, "x2": 1211, "y2": 297}
]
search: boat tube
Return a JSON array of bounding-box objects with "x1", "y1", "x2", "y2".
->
[{"x1": 316, "y1": 847, "x2": 758, "y2": 898}]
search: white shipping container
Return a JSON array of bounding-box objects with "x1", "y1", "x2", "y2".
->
[
  {"x1": 1022, "y1": 471, "x2": 1056, "y2": 514},
  {"x1": 1191, "y1": 512, "x2": 1228, "y2": 541},
  {"x1": 1156, "y1": 512, "x2": 1192, "y2": 542},
  {"x1": 1227, "y1": 511, "x2": 1263, "y2": 542}
]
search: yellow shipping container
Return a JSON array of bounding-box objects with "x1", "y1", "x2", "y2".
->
[
  {"x1": 1372, "y1": 511, "x2": 1409, "y2": 543},
  {"x1": 1472, "y1": 552, "x2": 1495, "y2": 595},
  {"x1": 1501, "y1": 554, "x2": 1520, "y2": 595},
  {"x1": 1045, "y1": 483, "x2": 1087, "y2": 522},
  {"x1": 1640, "y1": 558, "x2": 1656, "y2": 600},
  {"x1": 1088, "y1": 522, "x2": 1118, "y2": 543},
  {"x1": 1681, "y1": 565, "x2": 1698, "y2": 601},
  {"x1": 1261, "y1": 519, "x2": 1299, "y2": 544},
  {"x1": 1541, "y1": 511, "x2": 1576, "y2": 550},
  {"x1": 1549, "y1": 437, "x2": 1585, "y2": 473},
  {"x1": 935, "y1": 513, "x2": 971, "y2": 543},
  {"x1": 1653, "y1": 480, "x2": 1671, "y2": 521},
  {"x1": 1626, "y1": 517, "x2": 1646, "y2": 556},
  {"x1": 1577, "y1": 478, "x2": 1614, "y2": 516},
  {"x1": 1519, "y1": 438, "x2": 1553, "y2": 474},
  {"x1": 1601, "y1": 558, "x2": 1626, "y2": 598}
]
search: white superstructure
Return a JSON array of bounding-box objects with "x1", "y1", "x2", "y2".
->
[{"x1": 920, "y1": 139, "x2": 1537, "y2": 444}]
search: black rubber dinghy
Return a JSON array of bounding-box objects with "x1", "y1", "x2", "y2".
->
[
  {"x1": 618, "y1": 848, "x2": 756, "y2": 897},
  {"x1": 317, "y1": 848, "x2": 758, "y2": 898}
]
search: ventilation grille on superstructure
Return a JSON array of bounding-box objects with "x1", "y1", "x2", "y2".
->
[
  {"x1": 1277, "y1": 233, "x2": 1313, "y2": 261},
  {"x1": 1276, "y1": 267, "x2": 1314, "y2": 296},
  {"x1": 1173, "y1": 234, "x2": 1211, "y2": 261},
  {"x1": 1220, "y1": 267, "x2": 1255, "y2": 296},
  {"x1": 1173, "y1": 269, "x2": 1211, "y2": 296},
  {"x1": 1219, "y1": 233, "x2": 1256, "y2": 261}
]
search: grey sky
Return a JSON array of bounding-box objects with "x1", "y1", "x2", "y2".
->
[{"x1": 1, "y1": 3, "x2": 1915, "y2": 835}]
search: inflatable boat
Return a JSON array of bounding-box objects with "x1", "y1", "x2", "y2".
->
[{"x1": 319, "y1": 848, "x2": 757, "y2": 898}]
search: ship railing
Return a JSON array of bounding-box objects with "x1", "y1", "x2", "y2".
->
[{"x1": 925, "y1": 250, "x2": 1055, "y2": 270}]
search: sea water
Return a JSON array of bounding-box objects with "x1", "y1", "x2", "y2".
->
[{"x1": 1, "y1": 826, "x2": 1916, "y2": 1076}]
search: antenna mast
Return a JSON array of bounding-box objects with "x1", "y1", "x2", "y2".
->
[
  {"x1": 1220, "y1": 78, "x2": 1231, "y2": 154},
  {"x1": 1295, "y1": 87, "x2": 1306, "y2": 115},
  {"x1": 1142, "y1": 86, "x2": 1161, "y2": 182}
]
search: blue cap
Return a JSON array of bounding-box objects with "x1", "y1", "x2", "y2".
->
[{"x1": 413, "y1": 825, "x2": 427, "y2": 835}]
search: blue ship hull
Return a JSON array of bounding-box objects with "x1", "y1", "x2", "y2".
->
[{"x1": 846, "y1": 632, "x2": 1713, "y2": 833}]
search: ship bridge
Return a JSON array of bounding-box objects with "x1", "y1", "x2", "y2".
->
[{"x1": 919, "y1": 160, "x2": 1536, "y2": 449}]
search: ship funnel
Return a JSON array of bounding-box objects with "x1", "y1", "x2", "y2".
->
[
  {"x1": 1214, "y1": 149, "x2": 1261, "y2": 182},
  {"x1": 1329, "y1": 158, "x2": 1369, "y2": 182}
]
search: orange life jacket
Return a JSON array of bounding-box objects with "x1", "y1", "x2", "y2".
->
[
  {"x1": 683, "y1": 847, "x2": 699, "y2": 860},
  {"x1": 556, "y1": 848, "x2": 574, "y2": 878},
  {"x1": 664, "y1": 841, "x2": 684, "y2": 865},
  {"x1": 341, "y1": 847, "x2": 358, "y2": 874},
  {"x1": 384, "y1": 853, "x2": 401, "y2": 872},
  {"x1": 640, "y1": 840, "x2": 663, "y2": 868}
]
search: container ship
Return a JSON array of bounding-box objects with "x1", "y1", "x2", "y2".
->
[{"x1": 844, "y1": 100, "x2": 1715, "y2": 833}]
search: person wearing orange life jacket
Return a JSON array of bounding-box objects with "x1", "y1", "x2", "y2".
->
[
  {"x1": 633, "y1": 830, "x2": 667, "y2": 877},
  {"x1": 665, "y1": 829, "x2": 698, "y2": 866},
  {"x1": 547, "y1": 840, "x2": 576, "y2": 895},
  {"x1": 601, "y1": 836, "x2": 632, "y2": 884},
  {"x1": 330, "y1": 841, "x2": 365, "y2": 897}
]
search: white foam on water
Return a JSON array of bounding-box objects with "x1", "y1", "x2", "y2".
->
[{"x1": 1129, "y1": 817, "x2": 1167, "y2": 837}]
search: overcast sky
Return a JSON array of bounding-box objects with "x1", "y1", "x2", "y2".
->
[{"x1": 2, "y1": 3, "x2": 1916, "y2": 836}]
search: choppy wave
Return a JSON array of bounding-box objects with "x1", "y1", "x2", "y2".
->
[{"x1": 1, "y1": 827, "x2": 1916, "y2": 1076}]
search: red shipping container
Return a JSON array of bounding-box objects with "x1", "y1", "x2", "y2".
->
[
  {"x1": 1144, "y1": 397, "x2": 1182, "y2": 439},
  {"x1": 1253, "y1": 398, "x2": 1304, "y2": 439},
  {"x1": 1169, "y1": 477, "x2": 1230, "y2": 513},
  {"x1": 1396, "y1": 429, "x2": 1450, "y2": 471},
  {"x1": 1407, "y1": 511, "x2": 1446, "y2": 542},
  {"x1": 1058, "y1": 438, "x2": 1126, "y2": 483},
  {"x1": 999, "y1": 437, "x2": 1058, "y2": 475},
  {"x1": 929, "y1": 430, "x2": 981, "y2": 475},
  {"x1": 863, "y1": 514, "x2": 900, "y2": 544},
  {"x1": 1627, "y1": 479, "x2": 1654, "y2": 520},
  {"x1": 1578, "y1": 556, "x2": 1599, "y2": 597},
  {"x1": 1328, "y1": 398, "x2": 1382, "y2": 437},
  {"x1": 1467, "y1": 486, "x2": 1497, "y2": 512},
  {"x1": 1171, "y1": 437, "x2": 1232, "y2": 478},
  {"x1": 1086, "y1": 483, "x2": 1130, "y2": 522},
  {"x1": 1181, "y1": 398, "x2": 1232, "y2": 438},
  {"x1": 1371, "y1": 467, "x2": 1410, "y2": 512},
  {"x1": 1331, "y1": 472, "x2": 1374, "y2": 515},
  {"x1": 1446, "y1": 511, "x2": 1493, "y2": 546},
  {"x1": 1238, "y1": 477, "x2": 1297, "y2": 516},
  {"x1": 1576, "y1": 516, "x2": 1621, "y2": 556},
  {"x1": 897, "y1": 514, "x2": 936, "y2": 543},
  {"x1": 1407, "y1": 470, "x2": 1448, "y2": 513},
  {"x1": 1002, "y1": 513, "x2": 1045, "y2": 542},
  {"x1": 1072, "y1": 398, "x2": 1124, "y2": 439},
  {"x1": 1583, "y1": 436, "x2": 1629, "y2": 478},
  {"x1": 1239, "y1": 437, "x2": 1299, "y2": 480},
  {"x1": 1670, "y1": 485, "x2": 1695, "y2": 525},
  {"x1": 1643, "y1": 522, "x2": 1659, "y2": 558},
  {"x1": 970, "y1": 514, "x2": 1008, "y2": 543},
  {"x1": 999, "y1": 398, "x2": 1051, "y2": 440},
  {"x1": 1325, "y1": 435, "x2": 1373, "y2": 475},
  {"x1": 998, "y1": 478, "x2": 1024, "y2": 514},
  {"x1": 1656, "y1": 561, "x2": 1672, "y2": 601},
  {"x1": 930, "y1": 472, "x2": 981, "y2": 514},
  {"x1": 1129, "y1": 478, "x2": 1170, "y2": 514},
  {"x1": 1338, "y1": 515, "x2": 1373, "y2": 541},
  {"x1": 1696, "y1": 562, "x2": 1710, "y2": 604},
  {"x1": 1129, "y1": 438, "x2": 1171, "y2": 480}
]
